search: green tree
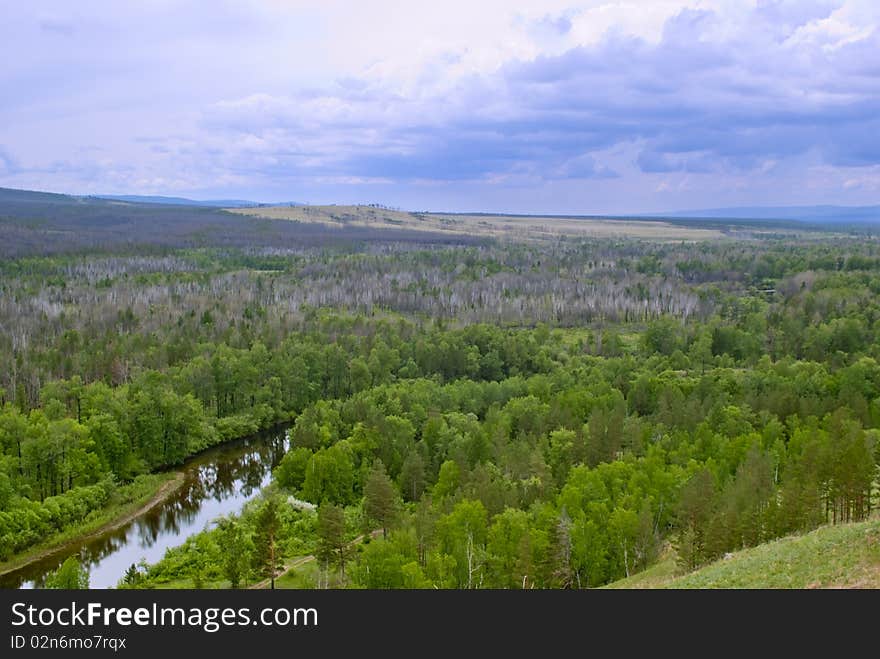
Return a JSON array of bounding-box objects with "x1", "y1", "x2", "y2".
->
[
  {"x1": 120, "y1": 563, "x2": 143, "y2": 588},
  {"x1": 348, "y1": 358, "x2": 372, "y2": 393},
  {"x1": 486, "y1": 507, "x2": 533, "y2": 588},
  {"x1": 675, "y1": 469, "x2": 717, "y2": 571},
  {"x1": 252, "y1": 497, "x2": 284, "y2": 589},
  {"x1": 317, "y1": 502, "x2": 348, "y2": 581},
  {"x1": 437, "y1": 499, "x2": 488, "y2": 588},
  {"x1": 364, "y1": 460, "x2": 397, "y2": 538},
  {"x1": 302, "y1": 444, "x2": 355, "y2": 505},
  {"x1": 44, "y1": 556, "x2": 89, "y2": 589},
  {"x1": 274, "y1": 446, "x2": 312, "y2": 492},
  {"x1": 215, "y1": 516, "x2": 249, "y2": 588},
  {"x1": 414, "y1": 496, "x2": 437, "y2": 567},
  {"x1": 433, "y1": 460, "x2": 460, "y2": 499},
  {"x1": 399, "y1": 450, "x2": 427, "y2": 502}
]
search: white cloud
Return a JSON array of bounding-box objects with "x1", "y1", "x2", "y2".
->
[{"x1": 1, "y1": 1, "x2": 879, "y2": 211}]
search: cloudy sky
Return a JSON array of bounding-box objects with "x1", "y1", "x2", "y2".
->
[{"x1": 1, "y1": 1, "x2": 878, "y2": 213}]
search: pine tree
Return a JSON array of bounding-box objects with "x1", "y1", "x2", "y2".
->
[
  {"x1": 675, "y1": 469, "x2": 717, "y2": 571},
  {"x1": 252, "y1": 497, "x2": 284, "y2": 589},
  {"x1": 317, "y1": 502, "x2": 348, "y2": 581},
  {"x1": 120, "y1": 563, "x2": 144, "y2": 589},
  {"x1": 364, "y1": 460, "x2": 397, "y2": 538},
  {"x1": 414, "y1": 496, "x2": 436, "y2": 567}
]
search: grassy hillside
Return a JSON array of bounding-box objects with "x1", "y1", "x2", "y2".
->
[
  {"x1": 607, "y1": 518, "x2": 880, "y2": 589},
  {"x1": 229, "y1": 204, "x2": 727, "y2": 241}
]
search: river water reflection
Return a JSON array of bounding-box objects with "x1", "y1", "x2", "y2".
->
[{"x1": 0, "y1": 426, "x2": 288, "y2": 589}]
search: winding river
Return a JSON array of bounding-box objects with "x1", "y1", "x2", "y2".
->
[{"x1": 0, "y1": 426, "x2": 289, "y2": 589}]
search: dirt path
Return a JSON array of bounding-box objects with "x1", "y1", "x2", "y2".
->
[
  {"x1": 249, "y1": 529, "x2": 382, "y2": 589},
  {"x1": 0, "y1": 472, "x2": 186, "y2": 577}
]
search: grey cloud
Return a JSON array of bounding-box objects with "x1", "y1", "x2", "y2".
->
[
  {"x1": 4, "y1": 1, "x2": 880, "y2": 210},
  {"x1": 107, "y1": 2, "x2": 880, "y2": 190},
  {"x1": 555, "y1": 154, "x2": 619, "y2": 179},
  {"x1": 38, "y1": 16, "x2": 75, "y2": 36}
]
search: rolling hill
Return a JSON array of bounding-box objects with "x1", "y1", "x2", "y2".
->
[
  {"x1": 0, "y1": 187, "x2": 484, "y2": 257},
  {"x1": 92, "y1": 194, "x2": 266, "y2": 207}
]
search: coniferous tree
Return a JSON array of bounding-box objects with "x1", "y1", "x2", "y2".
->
[
  {"x1": 252, "y1": 496, "x2": 284, "y2": 589},
  {"x1": 364, "y1": 460, "x2": 397, "y2": 538},
  {"x1": 317, "y1": 502, "x2": 348, "y2": 582},
  {"x1": 674, "y1": 469, "x2": 717, "y2": 571}
]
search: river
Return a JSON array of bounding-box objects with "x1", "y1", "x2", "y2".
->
[{"x1": 0, "y1": 426, "x2": 289, "y2": 589}]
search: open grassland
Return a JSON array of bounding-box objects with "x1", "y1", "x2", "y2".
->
[
  {"x1": 228, "y1": 205, "x2": 726, "y2": 241},
  {"x1": 607, "y1": 518, "x2": 880, "y2": 589}
]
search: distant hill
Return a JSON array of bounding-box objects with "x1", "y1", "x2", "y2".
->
[
  {"x1": 0, "y1": 186, "x2": 84, "y2": 205},
  {"x1": 0, "y1": 187, "x2": 264, "y2": 208},
  {"x1": 91, "y1": 194, "x2": 271, "y2": 208},
  {"x1": 654, "y1": 205, "x2": 880, "y2": 224},
  {"x1": 0, "y1": 186, "x2": 482, "y2": 258},
  {"x1": 606, "y1": 518, "x2": 880, "y2": 589}
]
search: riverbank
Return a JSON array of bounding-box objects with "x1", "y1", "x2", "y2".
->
[
  {"x1": 0, "y1": 472, "x2": 184, "y2": 578},
  {"x1": 0, "y1": 422, "x2": 291, "y2": 581}
]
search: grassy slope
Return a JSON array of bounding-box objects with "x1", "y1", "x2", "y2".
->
[
  {"x1": 229, "y1": 205, "x2": 726, "y2": 241},
  {"x1": 607, "y1": 518, "x2": 880, "y2": 589}
]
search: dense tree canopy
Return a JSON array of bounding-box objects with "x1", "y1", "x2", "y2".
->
[{"x1": 1, "y1": 223, "x2": 878, "y2": 587}]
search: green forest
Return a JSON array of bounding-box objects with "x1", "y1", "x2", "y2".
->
[{"x1": 1, "y1": 191, "x2": 878, "y2": 589}]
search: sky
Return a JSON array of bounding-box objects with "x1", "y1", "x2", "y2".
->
[{"x1": 0, "y1": 0, "x2": 879, "y2": 214}]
